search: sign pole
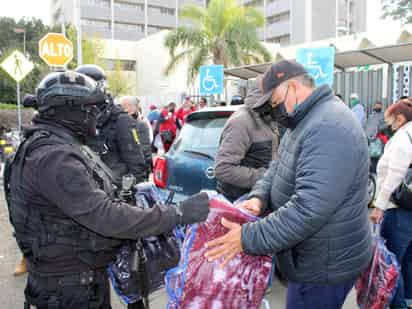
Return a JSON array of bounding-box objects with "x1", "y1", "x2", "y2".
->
[{"x1": 16, "y1": 82, "x2": 22, "y2": 133}]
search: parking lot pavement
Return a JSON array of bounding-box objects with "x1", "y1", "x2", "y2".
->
[{"x1": 0, "y1": 189, "x2": 358, "y2": 308}]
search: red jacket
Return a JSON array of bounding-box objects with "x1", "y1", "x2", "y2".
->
[
  {"x1": 176, "y1": 107, "x2": 196, "y2": 127},
  {"x1": 159, "y1": 109, "x2": 177, "y2": 135}
]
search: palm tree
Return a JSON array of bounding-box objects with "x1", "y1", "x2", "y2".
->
[{"x1": 164, "y1": 0, "x2": 272, "y2": 84}]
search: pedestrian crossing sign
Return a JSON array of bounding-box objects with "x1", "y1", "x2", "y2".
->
[{"x1": 1, "y1": 50, "x2": 34, "y2": 82}]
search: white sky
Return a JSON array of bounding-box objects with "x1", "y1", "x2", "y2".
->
[
  {"x1": 0, "y1": 0, "x2": 384, "y2": 30},
  {"x1": 0, "y1": 0, "x2": 52, "y2": 24}
]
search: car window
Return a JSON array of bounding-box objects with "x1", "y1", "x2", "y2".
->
[{"x1": 172, "y1": 117, "x2": 229, "y2": 158}]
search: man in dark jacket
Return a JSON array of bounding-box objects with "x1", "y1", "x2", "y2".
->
[
  {"x1": 4, "y1": 71, "x2": 209, "y2": 309},
  {"x1": 215, "y1": 79, "x2": 279, "y2": 202},
  {"x1": 205, "y1": 61, "x2": 372, "y2": 309},
  {"x1": 76, "y1": 65, "x2": 147, "y2": 185},
  {"x1": 120, "y1": 96, "x2": 153, "y2": 178}
]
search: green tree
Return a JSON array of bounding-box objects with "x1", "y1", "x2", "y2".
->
[
  {"x1": 66, "y1": 25, "x2": 105, "y2": 69},
  {"x1": 382, "y1": 0, "x2": 412, "y2": 24},
  {"x1": 107, "y1": 59, "x2": 132, "y2": 98},
  {"x1": 164, "y1": 0, "x2": 271, "y2": 84},
  {"x1": 0, "y1": 17, "x2": 56, "y2": 103}
]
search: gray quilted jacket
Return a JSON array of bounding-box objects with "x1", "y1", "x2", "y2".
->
[{"x1": 242, "y1": 85, "x2": 373, "y2": 284}]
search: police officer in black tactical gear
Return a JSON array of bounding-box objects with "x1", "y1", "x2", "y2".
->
[
  {"x1": 3, "y1": 71, "x2": 210, "y2": 309},
  {"x1": 75, "y1": 64, "x2": 148, "y2": 184}
]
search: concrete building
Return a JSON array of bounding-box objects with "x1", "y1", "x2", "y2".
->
[
  {"x1": 241, "y1": 0, "x2": 368, "y2": 46},
  {"x1": 51, "y1": 0, "x2": 206, "y2": 41},
  {"x1": 52, "y1": 0, "x2": 368, "y2": 45}
]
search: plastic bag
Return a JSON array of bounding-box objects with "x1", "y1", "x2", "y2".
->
[
  {"x1": 108, "y1": 183, "x2": 181, "y2": 304},
  {"x1": 166, "y1": 194, "x2": 272, "y2": 309},
  {"x1": 355, "y1": 224, "x2": 400, "y2": 309}
]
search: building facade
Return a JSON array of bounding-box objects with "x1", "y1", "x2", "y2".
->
[
  {"x1": 241, "y1": 0, "x2": 367, "y2": 46},
  {"x1": 51, "y1": 0, "x2": 206, "y2": 41},
  {"x1": 52, "y1": 0, "x2": 367, "y2": 45}
]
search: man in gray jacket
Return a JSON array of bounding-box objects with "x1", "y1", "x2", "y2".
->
[
  {"x1": 215, "y1": 79, "x2": 279, "y2": 202},
  {"x1": 205, "y1": 61, "x2": 372, "y2": 309}
]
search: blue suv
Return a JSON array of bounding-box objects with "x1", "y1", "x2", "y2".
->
[{"x1": 153, "y1": 106, "x2": 239, "y2": 202}]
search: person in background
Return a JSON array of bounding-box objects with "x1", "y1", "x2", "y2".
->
[
  {"x1": 159, "y1": 102, "x2": 178, "y2": 152},
  {"x1": 350, "y1": 93, "x2": 366, "y2": 127},
  {"x1": 205, "y1": 61, "x2": 372, "y2": 309},
  {"x1": 176, "y1": 97, "x2": 196, "y2": 127},
  {"x1": 199, "y1": 97, "x2": 208, "y2": 109},
  {"x1": 366, "y1": 101, "x2": 388, "y2": 173},
  {"x1": 370, "y1": 98, "x2": 412, "y2": 309},
  {"x1": 215, "y1": 77, "x2": 279, "y2": 202},
  {"x1": 366, "y1": 101, "x2": 386, "y2": 140},
  {"x1": 120, "y1": 96, "x2": 153, "y2": 179},
  {"x1": 147, "y1": 104, "x2": 160, "y2": 130},
  {"x1": 75, "y1": 65, "x2": 146, "y2": 186}
]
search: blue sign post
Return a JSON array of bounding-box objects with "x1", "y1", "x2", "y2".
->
[
  {"x1": 296, "y1": 47, "x2": 335, "y2": 87},
  {"x1": 199, "y1": 65, "x2": 224, "y2": 95}
]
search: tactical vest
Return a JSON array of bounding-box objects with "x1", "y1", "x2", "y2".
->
[
  {"x1": 87, "y1": 109, "x2": 128, "y2": 185},
  {"x1": 4, "y1": 127, "x2": 122, "y2": 273}
]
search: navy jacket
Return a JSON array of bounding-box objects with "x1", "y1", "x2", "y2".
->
[{"x1": 242, "y1": 85, "x2": 373, "y2": 284}]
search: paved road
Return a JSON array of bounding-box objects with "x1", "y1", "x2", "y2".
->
[{"x1": 0, "y1": 187, "x2": 359, "y2": 309}]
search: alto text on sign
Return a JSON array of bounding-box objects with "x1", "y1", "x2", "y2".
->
[{"x1": 39, "y1": 33, "x2": 73, "y2": 67}]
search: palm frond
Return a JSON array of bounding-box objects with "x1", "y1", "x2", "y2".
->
[
  {"x1": 179, "y1": 4, "x2": 207, "y2": 26},
  {"x1": 164, "y1": 27, "x2": 204, "y2": 56},
  {"x1": 243, "y1": 7, "x2": 265, "y2": 27},
  {"x1": 188, "y1": 47, "x2": 209, "y2": 85},
  {"x1": 164, "y1": 48, "x2": 197, "y2": 76}
]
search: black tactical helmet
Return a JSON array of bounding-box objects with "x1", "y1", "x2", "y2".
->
[
  {"x1": 75, "y1": 64, "x2": 107, "y2": 89},
  {"x1": 36, "y1": 71, "x2": 105, "y2": 113}
]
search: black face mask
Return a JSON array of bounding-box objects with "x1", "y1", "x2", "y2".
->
[
  {"x1": 374, "y1": 108, "x2": 382, "y2": 113},
  {"x1": 83, "y1": 105, "x2": 98, "y2": 137},
  {"x1": 271, "y1": 103, "x2": 290, "y2": 128},
  {"x1": 169, "y1": 108, "x2": 175, "y2": 113},
  {"x1": 46, "y1": 105, "x2": 98, "y2": 139},
  {"x1": 271, "y1": 86, "x2": 294, "y2": 128}
]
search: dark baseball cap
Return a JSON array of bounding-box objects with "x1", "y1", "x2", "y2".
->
[{"x1": 253, "y1": 60, "x2": 308, "y2": 110}]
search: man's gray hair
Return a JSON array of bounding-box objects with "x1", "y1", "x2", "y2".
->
[
  {"x1": 119, "y1": 96, "x2": 139, "y2": 108},
  {"x1": 292, "y1": 74, "x2": 316, "y2": 89}
]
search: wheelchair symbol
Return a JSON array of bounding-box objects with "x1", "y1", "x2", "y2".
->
[
  {"x1": 306, "y1": 52, "x2": 328, "y2": 80},
  {"x1": 202, "y1": 69, "x2": 219, "y2": 92}
]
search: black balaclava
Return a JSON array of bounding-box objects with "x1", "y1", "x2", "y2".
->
[{"x1": 40, "y1": 105, "x2": 98, "y2": 139}]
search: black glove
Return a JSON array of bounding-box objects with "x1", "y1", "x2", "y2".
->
[{"x1": 175, "y1": 192, "x2": 210, "y2": 225}]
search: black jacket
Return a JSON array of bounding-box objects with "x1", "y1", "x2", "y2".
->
[
  {"x1": 133, "y1": 116, "x2": 152, "y2": 175},
  {"x1": 89, "y1": 105, "x2": 147, "y2": 185},
  {"x1": 7, "y1": 123, "x2": 180, "y2": 274},
  {"x1": 242, "y1": 85, "x2": 373, "y2": 284}
]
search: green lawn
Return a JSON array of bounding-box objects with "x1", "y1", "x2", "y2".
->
[{"x1": 0, "y1": 103, "x2": 17, "y2": 109}]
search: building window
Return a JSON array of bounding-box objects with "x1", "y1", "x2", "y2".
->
[
  {"x1": 147, "y1": 25, "x2": 172, "y2": 34},
  {"x1": 115, "y1": 22, "x2": 144, "y2": 32},
  {"x1": 267, "y1": 34, "x2": 290, "y2": 46},
  {"x1": 84, "y1": 0, "x2": 110, "y2": 8},
  {"x1": 148, "y1": 5, "x2": 175, "y2": 16},
  {"x1": 114, "y1": 1, "x2": 144, "y2": 12},
  {"x1": 101, "y1": 59, "x2": 136, "y2": 71},
  {"x1": 267, "y1": 12, "x2": 289, "y2": 25},
  {"x1": 244, "y1": 0, "x2": 263, "y2": 8},
  {"x1": 81, "y1": 18, "x2": 111, "y2": 31}
]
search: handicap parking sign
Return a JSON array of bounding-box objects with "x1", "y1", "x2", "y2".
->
[
  {"x1": 296, "y1": 47, "x2": 335, "y2": 87},
  {"x1": 199, "y1": 65, "x2": 224, "y2": 95}
]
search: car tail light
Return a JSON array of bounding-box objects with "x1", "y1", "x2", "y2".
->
[{"x1": 153, "y1": 156, "x2": 168, "y2": 189}]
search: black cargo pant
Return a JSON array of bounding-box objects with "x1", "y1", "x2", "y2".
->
[{"x1": 24, "y1": 270, "x2": 112, "y2": 309}]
